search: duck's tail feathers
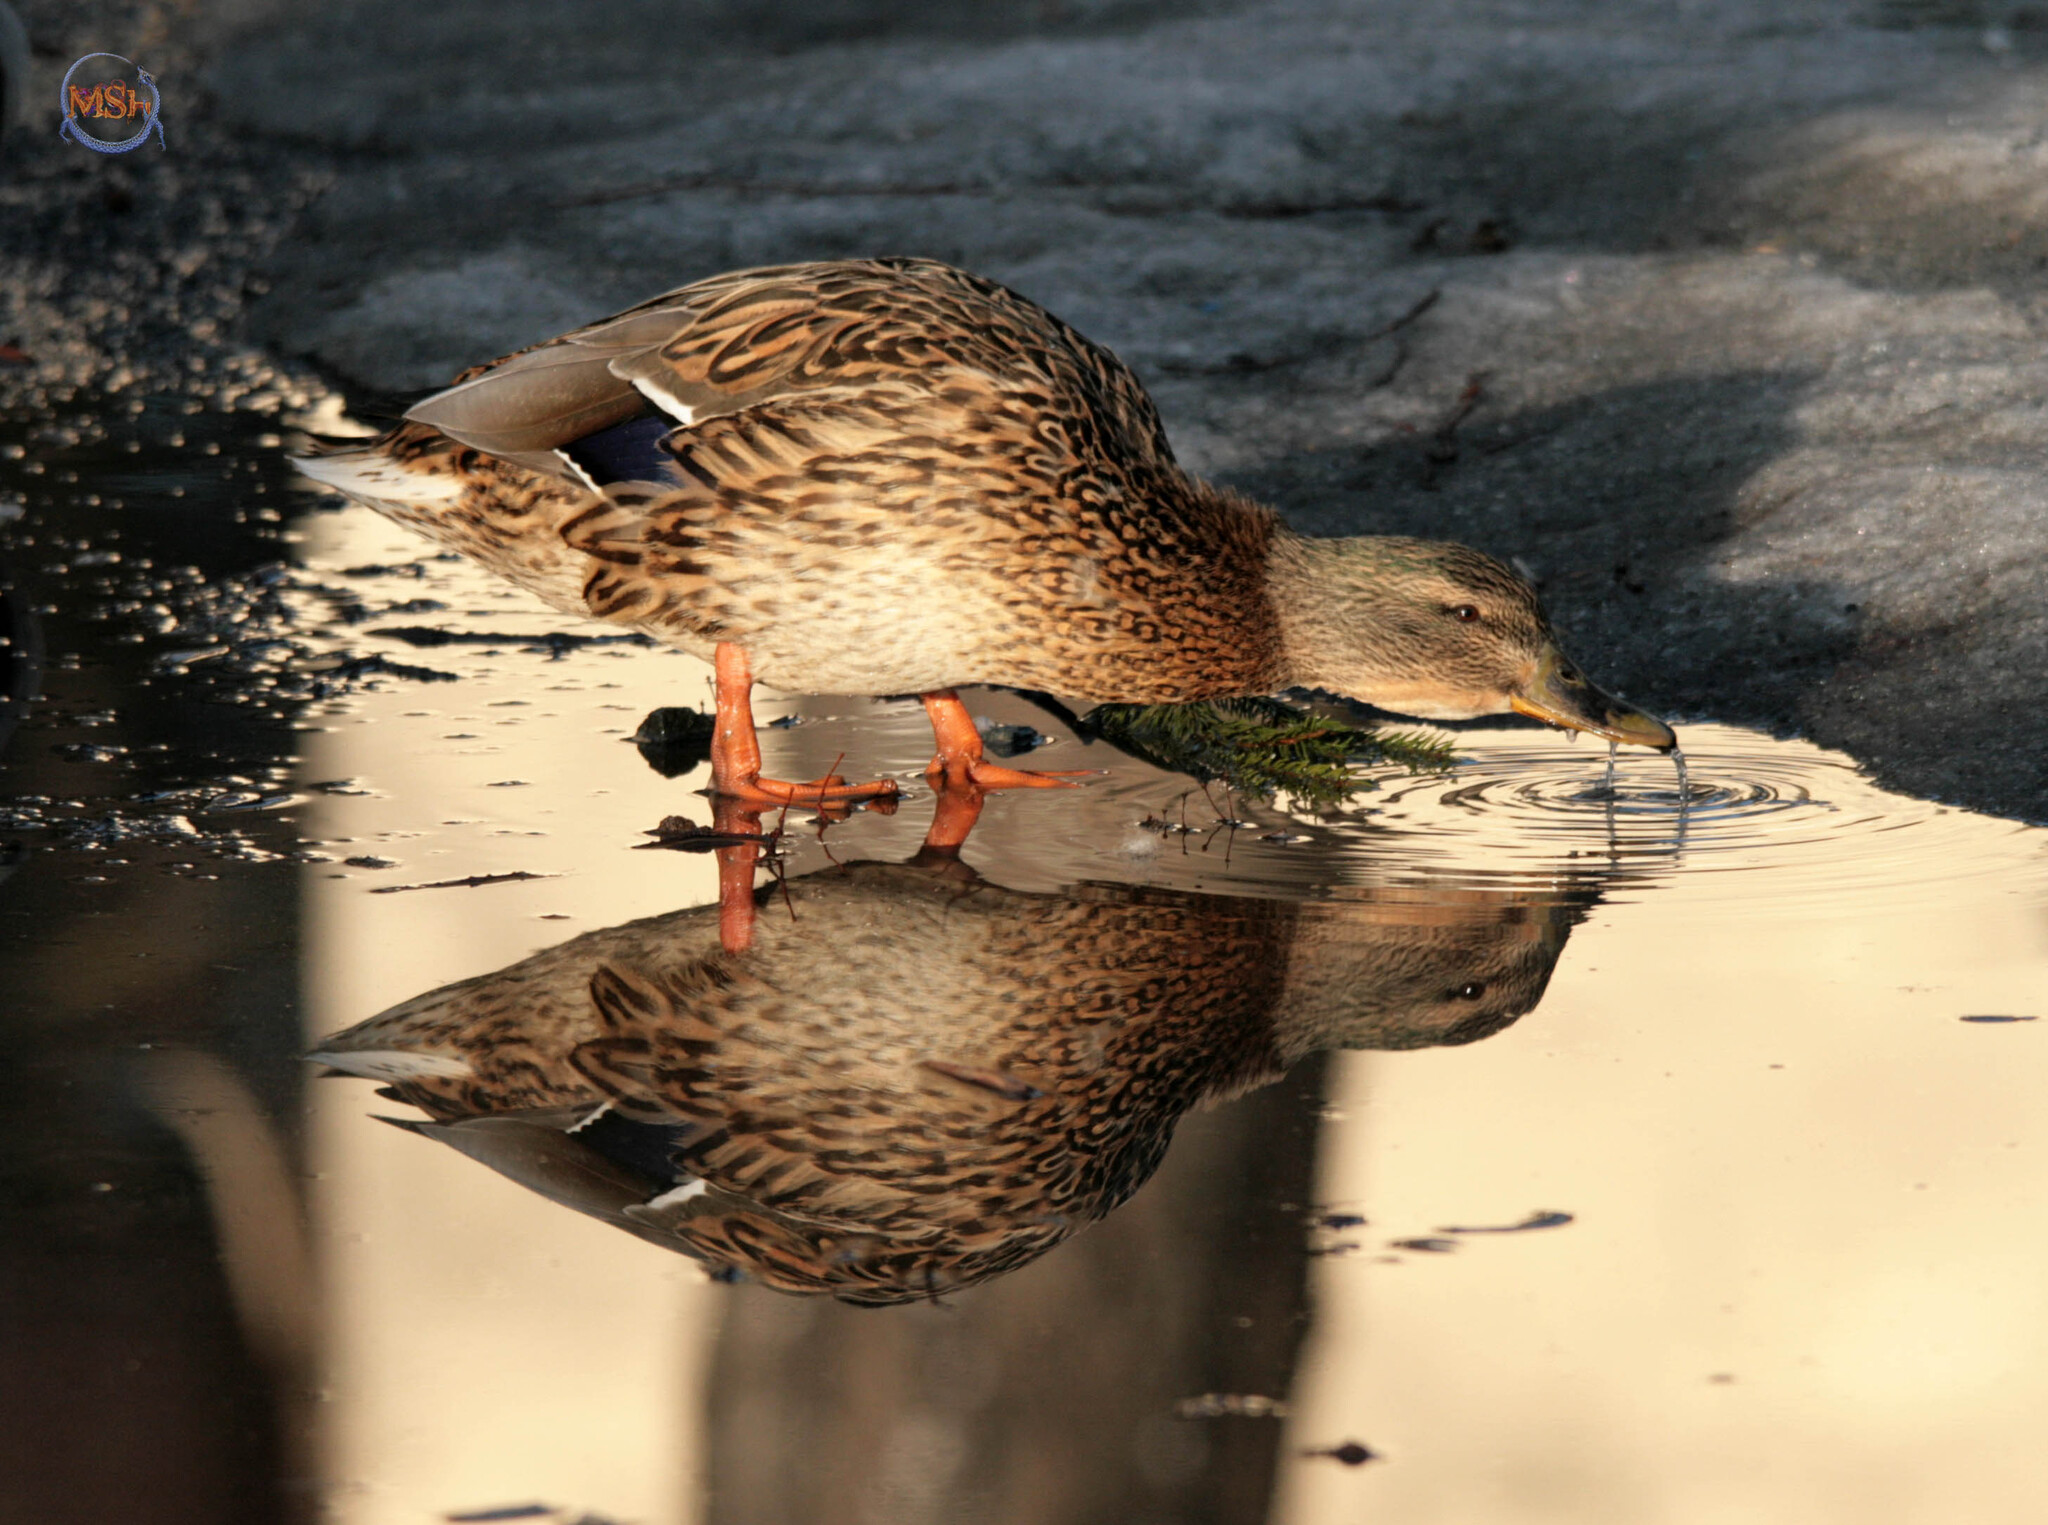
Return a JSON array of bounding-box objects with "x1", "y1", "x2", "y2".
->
[
  {"x1": 303, "y1": 1046, "x2": 476, "y2": 1082},
  {"x1": 350, "y1": 388, "x2": 444, "y2": 424},
  {"x1": 290, "y1": 429, "x2": 393, "y2": 457},
  {"x1": 289, "y1": 444, "x2": 466, "y2": 506}
]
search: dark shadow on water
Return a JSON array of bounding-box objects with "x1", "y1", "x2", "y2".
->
[{"x1": 0, "y1": 396, "x2": 316, "y2": 1525}]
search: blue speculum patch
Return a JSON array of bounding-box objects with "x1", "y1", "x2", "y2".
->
[{"x1": 561, "y1": 411, "x2": 678, "y2": 486}]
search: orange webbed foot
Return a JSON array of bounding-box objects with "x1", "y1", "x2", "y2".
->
[
  {"x1": 918, "y1": 688, "x2": 1100, "y2": 796},
  {"x1": 710, "y1": 772, "x2": 901, "y2": 811},
  {"x1": 922, "y1": 756, "x2": 1096, "y2": 792}
]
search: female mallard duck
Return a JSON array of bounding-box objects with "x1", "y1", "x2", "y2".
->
[
  {"x1": 294, "y1": 258, "x2": 1672, "y2": 806},
  {"x1": 309, "y1": 849, "x2": 1594, "y2": 1304}
]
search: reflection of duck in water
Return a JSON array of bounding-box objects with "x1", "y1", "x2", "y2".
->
[{"x1": 312, "y1": 854, "x2": 1595, "y2": 1305}]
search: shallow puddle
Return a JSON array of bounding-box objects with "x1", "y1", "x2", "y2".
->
[{"x1": 4, "y1": 403, "x2": 2047, "y2": 1524}]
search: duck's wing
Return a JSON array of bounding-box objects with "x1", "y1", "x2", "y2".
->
[
  {"x1": 402, "y1": 257, "x2": 1176, "y2": 479},
  {"x1": 570, "y1": 959, "x2": 1038, "y2": 1235},
  {"x1": 554, "y1": 379, "x2": 1082, "y2": 630}
]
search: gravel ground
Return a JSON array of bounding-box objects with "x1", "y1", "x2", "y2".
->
[{"x1": 5, "y1": 0, "x2": 2046, "y2": 821}]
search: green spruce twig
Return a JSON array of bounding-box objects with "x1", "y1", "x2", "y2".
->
[{"x1": 1081, "y1": 696, "x2": 1456, "y2": 809}]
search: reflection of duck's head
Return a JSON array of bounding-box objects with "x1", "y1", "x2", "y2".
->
[
  {"x1": 312, "y1": 861, "x2": 1595, "y2": 1304},
  {"x1": 1273, "y1": 886, "x2": 1578, "y2": 1062}
]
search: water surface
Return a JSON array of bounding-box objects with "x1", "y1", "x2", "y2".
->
[{"x1": 4, "y1": 402, "x2": 2046, "y2": 1525}]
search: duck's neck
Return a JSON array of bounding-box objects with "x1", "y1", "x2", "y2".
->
[{"x1": 1261, "y1": 527, "x2": 1407, "y2": 693}]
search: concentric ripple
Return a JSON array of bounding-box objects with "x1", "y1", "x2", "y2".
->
[
  {"x1": 1370, "y1": 728, "x2": 1814, "y2": 851},
  {"x1": 1316, "y1": 721, "x2": 2048, "y2": 910}
]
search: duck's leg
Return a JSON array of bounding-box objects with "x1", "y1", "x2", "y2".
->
[
  {"x1": 920, "y1": 689, "x2": 1098, "y2": 792},
  {"x1": 711, "y1": 643, "x2": 900, "y2": 807}
]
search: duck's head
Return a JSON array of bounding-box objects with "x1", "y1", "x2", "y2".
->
[{"x1": 1269, "y1": 533, "x2": 1676, "y2": 750}]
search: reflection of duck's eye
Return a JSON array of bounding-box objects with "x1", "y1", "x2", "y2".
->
[
  {"x1": 1450, "y1": 604, "x2": 1482, "y2": 623},
  {"x1": 1452, "y1": 980, "x2": 1487, "y2": 1000}
]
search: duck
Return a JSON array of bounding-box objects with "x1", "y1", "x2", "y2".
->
[
  {"x1": 308, "y1": 843, "x2": 1598, "y2": 1305},
  {"x1": 293, "y1": 257, "x2": 1673, "y2": 808}
]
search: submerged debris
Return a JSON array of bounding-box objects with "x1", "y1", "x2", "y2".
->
[
  {"x1": 308, "y1": 779, "x2": 374, "y2": 796},
  {"x1": 297, "y1": 652, "x2": 459, "y2": 685},
  {"x1": 1377, "y1": 1209, "x2": 1575, "y2": 1256},
  {"x1": 51, "y1": 742, "x2": 128, "y2": 763},
  {"x1": 976, "y1": 720, "x2": 1046, "y2": 757},
  {"x1": 368, "y1": 870, "x2": 559, "y2": 894},
  {"x1": 1438, "y1": 1209, "x2": 1575, "y2": 1234},
  {"x1": 637, "y1": 814, "x2": 774, "y2": 852},
  {"x1": 374, "y1": 624, "x2": 657, "y2": 660},
  {"x1": 0, "y1": 793, "x2": 292, "y2": 866},
  {"x1": 1303, "y1": 1441, "x2": 1380, "y2": 1466},
  {"x1": 632, "y1": 707, "x2": 717, "y2": 778},
  {"x1": 1175, "y1": 1393, "x2": 1290, "y2": 1420}
]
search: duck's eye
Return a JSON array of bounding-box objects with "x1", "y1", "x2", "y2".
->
[
  {"x1": 1452, "y1": 980, "x2": 1487, "y2": 1000},
  {"x1": 1450, "y1": 604, "x2": 1482, "y2": 623}
]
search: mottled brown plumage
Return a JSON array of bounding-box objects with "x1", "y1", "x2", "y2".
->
[
  {"x1": 293, "y1": 258, "x2": 1674, "y2": 756},
  {"x1": 310, "y1": 858, "x2": 1592, "y2": 1305}
]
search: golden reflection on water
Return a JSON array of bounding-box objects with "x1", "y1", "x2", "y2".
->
[
  {"x1": 298, "y1": 511, "x2": 2048, "y2": 1523},
  {"x1": 1278, "y1": 806, "x2": 2048, "y2": 1525},
  {"x1": 300, "y1": 515, "x2": 729, "y2": 1525}
]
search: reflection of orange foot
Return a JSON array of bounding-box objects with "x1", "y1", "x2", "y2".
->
[
  {"x1": 914, "y1": 787, "x2": 986, "y2": 861},
  {"x1": 919, "y1": 688, "x2": 1099, "y2": 794},
  {"x1": 710, "y1": 796, "x2": 766, "y2": 955}
]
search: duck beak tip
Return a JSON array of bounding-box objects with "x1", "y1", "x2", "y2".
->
[{"x1": 1511, "y1": 650, "x2": 1676, "y2": 752}]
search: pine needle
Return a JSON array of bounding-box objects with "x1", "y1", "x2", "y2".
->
[{"x1": 1081, "y1": 697, "x2": 1456, "y2": 808}]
